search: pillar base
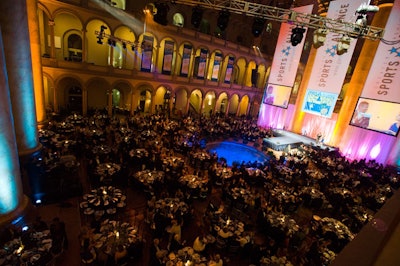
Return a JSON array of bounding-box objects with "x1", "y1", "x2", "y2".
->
[
  {"x1": 0, "y1": 195, "x2": 32, "y2": 227},
  {"x1": 18, "y1": 143, "x2": 43, "y2": 158}
]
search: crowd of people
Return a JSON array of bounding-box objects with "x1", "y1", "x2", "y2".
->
[{"x1": 1, "y1": 109, "x2": 399, "y2": 265}]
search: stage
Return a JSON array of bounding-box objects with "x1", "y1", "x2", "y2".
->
[{"x1": 263, "y1": 130, "x2": 336, "y2": 152}]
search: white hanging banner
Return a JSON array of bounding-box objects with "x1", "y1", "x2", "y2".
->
[
  {"x1": 361, "y1": 0, "x2": 400, "y2": 103},
  {"x1": 268, "y1": 4, "x2": 313, "y2": 87},
  {"x1": 307, "y1": 0, "x2": 366, "y2": 95}
]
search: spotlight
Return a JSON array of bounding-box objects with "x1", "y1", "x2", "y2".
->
[
  {"x1": 217, "y1": 9, "x2": 230, "y2": 31},
  {"x1": 356, "y1": 3, "x2": 379, "y2": 14},
  {"x1": 266, "y1": 22, "x2": 272, "y2": 33},
  {"x1": 313, "y1": 28, "x2": 328, "y2": 48},
  {"x1": 336, "y1": 35, "x2": 351, "y2": 55},
  {"x1": 290, "y1": 27, "x2": 305, "y2": 46},
  {"x1": 252, "y1": 18, "x2": 266, "y2": 37},
  {"x1": 191, "y1": 6, "x2": 203, "y2": 28},
  {"x1": 153, "y1": 2, "x2": 169, "y2": 26},
  {"x1": 107, "y1": 38, "x2": 112, "y2": 46},
  {"x1": 354, "y1": 14, "x2": 367, "y2": 34},
  {"x1": 100, "y1": 25, "x2": 107, "y2": 31},
  {"x1": 122, "y1": 42, "x2": 127, "y2": 49}
]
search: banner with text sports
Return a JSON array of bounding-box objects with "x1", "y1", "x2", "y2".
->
[
  {"x1": 303, "y1": 0, "x2": 366, "y2": 118},
  {"x1": 360, "y1": 0, "x2": 400, "y2": 103},
  {"x1": 307, "y1": 0, "x2": 366, "y2": 95},
  {"x1": 267, "y1": 4, "x2": 313, "y2": 87}
]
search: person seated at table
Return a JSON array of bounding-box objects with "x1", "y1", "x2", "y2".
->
[
  {"x1": 127, "y1": 237, "x2": 144, "y2": 262},
  {"x1": 0, "y1": 224, "x2": 20, "y2": 245},
  {"x1": 80, "y1": 239, "x2": 97, "y2": 265},
  {"x1": 236, "y1": 232, "x2": 251, "y2": 248},
  {"x1": 169, "y1": 233, "x2": 184, "y2": 252},
  {"x1": 33, "y1": 216, "x2": 48, "y2": 231},
  {"x1": 193, "y1": 234, "x2": 207, "y2": 253},
  {"x1": 218, "y1": 227, "x2": 231, "y2": 239},
  {"x1": 78, "y1": 225, "x2": 93, "y2": 247},
  {"x1": 150, "y1": 238, "x2": 166, "y2": 266},
  {"x1": 50, "y1": 217, "x2": 68, "y2": 254},
  {"x1": 209, "y1": 253, "x2": 223, "y2": 266},
  {"x1": 114, "y1": 244, "x2": 128, "y2": 265},
  {"x1": 174, "y1": 188, "x2": 185, "y2": 199},
  {"x1": 167, "y1": 219, "x2": 182, "y2": 244}
]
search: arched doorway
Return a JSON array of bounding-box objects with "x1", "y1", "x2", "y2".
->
[{"x1": 68, "y1": 86, "x2": 82, "y2": 113}]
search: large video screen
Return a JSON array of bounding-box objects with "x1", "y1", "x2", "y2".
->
[
  {"x1": 301, "y1": 89, "x2": 338, "y2": 118},
  {"x1": 350, "y1": 97, "x2": 400, "y2": 136},
  {"x1": 262, "y1": 83, "x2": 292, "y2": 108}
]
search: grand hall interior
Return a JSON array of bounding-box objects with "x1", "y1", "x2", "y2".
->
[{"x1": 0, "y1": 0, "x2": 400, "y2": 265}]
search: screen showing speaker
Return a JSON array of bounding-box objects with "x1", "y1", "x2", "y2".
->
[
  {"x1": 262, "y1": 83, "x2": 292, "y2": 108},
  {"x1": 350, "y1": 97, "x2": 400, "y2": 136}
]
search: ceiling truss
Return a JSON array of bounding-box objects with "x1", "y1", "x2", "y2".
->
[{"x1": 169, "y1": 0, "x2": 385, "y2": 41}]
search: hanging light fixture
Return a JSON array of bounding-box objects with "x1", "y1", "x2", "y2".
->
[
  {"x1": 290, "y1": 27, "x2": 306, "y2": 46},
  {"x1": 313, "y1": 28, "x2": 328, "y2": 48},
  {"x1": 336, "y1": 35, "x2": 351, "y2": 55}
]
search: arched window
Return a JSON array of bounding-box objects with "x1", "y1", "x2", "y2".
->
[
  {"x1": 172, "y1": 13, "x2": 184, "y2": 27},
  {"x1": 67, "y1": 34, "x2": 82, "y2": 62}
]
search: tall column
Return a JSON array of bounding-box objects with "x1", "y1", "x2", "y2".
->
[
  {"x1": 82, "y1": 89, "x2": 88, "y2": 116},
  {"x1": 0, "y1": 0, "x2": 41, "y2": 156},
  {"x1": 27, "y1": 0, "x2": 46, "y2": 124},
  {"x1": 0, "y1": 27, "x2": 29, "y2": 225},
  {"x1": 225, "y1": 100, "x2": 231, "y2": 116},
  {"x1": 185, "y1": 95, "x2": 191, "y2": 115},
  {"x1": 81, "y1": 28, "x2": 87, "y2": 63},
  {"x1": 291, "y1": 11, "x2": 328, "y2": 133},
  {"x1": 331, "y1": 4, "x2": 393, "y2": 147},
  {"x1": 48, "y1": 20, "x2": 56, "y2": 59}
]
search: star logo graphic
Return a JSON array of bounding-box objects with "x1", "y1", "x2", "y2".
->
[
  {"x1": 281, "y1": 46, "x2": 291, "y2": 56},
  {"x1": 325, "y1": 45, "x2": 336, "y2": 57},
  {"x1": 389, "y1": 47, "x2": 400, "y2": 57}
]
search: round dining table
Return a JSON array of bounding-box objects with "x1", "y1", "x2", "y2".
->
[{"x1": 80, "y1": 186, "x2": 126, "y2": 218}]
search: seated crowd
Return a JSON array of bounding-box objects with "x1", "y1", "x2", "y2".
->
[{"x1": 1, "y1": 110, "x2": 399, "y2": 266}]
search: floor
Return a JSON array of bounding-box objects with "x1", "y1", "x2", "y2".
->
[
  {"x1": 13, "y1": 137, "x2": 400, "y2": 266},
  {"x1": 19, "y1": 154, "x2": 258, "y2": 266}
]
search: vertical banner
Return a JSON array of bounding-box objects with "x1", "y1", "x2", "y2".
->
[
  {"x1": 141, "y1": 35, "x2": 153, "y2": 72},
  {"x1": 268, "y1": 5, "x2": 314, "y2": 87},
  {"x1": 162, "y1": 40, "x2": 174, "y2": 75},
  {"x1": 303, "y1": 0, "x2": 366, "y2": 117},
  {"x1": 180, "y1": 44, "x2": 192, "y2": 77},
  {"x1": 211, "y1": 52, "x2": 222, "y2": 81},
  {"x1": 361, "y1": 0, "x2": 400, "y2": 103},
  {"x1": 224, "y1": 56, "x2": 235, "y2": 84},
  {"x1": 197, "y1": 48, "x2": 208, "y2": 80}
]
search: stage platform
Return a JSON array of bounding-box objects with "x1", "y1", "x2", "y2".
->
[{"x1": 263, "y1": 130, "x2": 336, "y2": 152}]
